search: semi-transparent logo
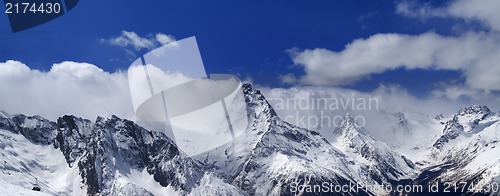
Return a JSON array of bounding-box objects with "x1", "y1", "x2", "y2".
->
[{"x1": 128, "y1": 37, "x2": 248, "y2": 157}]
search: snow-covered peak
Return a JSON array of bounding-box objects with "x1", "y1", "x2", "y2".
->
[
  {"x1": 432, "y1": 105, "x2": 499, "y2": 152},
  {"x1": 455, "y1": 105, "x2": 493, "y2": 132},
  {"x1": 0, "y1": 114, "x2": 57, "y2": 145},
  {"x1": 331, "y1": 113, "x2": 417, "y2": 182},
  {"x1": 1, "y1": 112, "x2": 241, "y2": 195},
  {"x1": 334, "y1": 113, "x2": 372, "y2": 141},
  {"x1": 457, "y1": 105, "x2": 491, "y2": 116},
  {"x1": 420, "y1": 106, "x2": 500, "y2": 193},
  {"x1": 241, "y1": 85, "x2": 417, "y2": 191},
  {"x1": 242, "y1": 83, "x2": 277, "y2": 120},
  {"x1": 341, "y1": 113, "x2": 355, "y2": 125},
  {"x1": 11, "y1": 114, "x2": 55, "y2": 130},
  {"x1": 57, "y1": 115, "x2": 93, "y2": 135},
  {"x1": 198, "y1": 85, "x2": 376, "y2": 194}
]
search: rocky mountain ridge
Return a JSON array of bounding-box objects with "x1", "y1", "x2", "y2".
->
[{"x1": 0, "y1": 84, "x2": 499, "y2": 195}]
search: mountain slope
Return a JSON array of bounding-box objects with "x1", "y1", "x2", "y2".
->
[
  {"x1": 0, "y1": 113, "x2": 242, "y2": 196},
  {"x1": 198, "y1": 84, "x2": 421, "y2": 195},
  {"x1": 1, "y1": 87, "x2": 500, "y2": 195},
  {"x1": 330, "y1": 114, "x2": 417, "y2": 183},
  {"x1": 414, "y1": 106, "x2": 500, "y2": 194}
]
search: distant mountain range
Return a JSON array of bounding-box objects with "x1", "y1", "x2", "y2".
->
[{"x1": 0, "y1": 84, "x2": 499, "y2": 195}]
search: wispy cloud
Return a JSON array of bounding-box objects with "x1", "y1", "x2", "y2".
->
[
  {"x1": 155, "y1": 33, "x2": 176, "y2": 46},
  {"x1": 102, "y1": 31, "x2": 176, "y2": 51},
  {"x1": 278, "y1": 73, "x2": 298, "y2": 85},
  {"x1": 396, "y1": 0, "x2": 500, "y2": 32},
  {"x1": 395, "y1": 1, "x2": 447, "y2": 19}
]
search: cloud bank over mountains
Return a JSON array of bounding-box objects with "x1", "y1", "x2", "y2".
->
[
  {"x1": 0, "y1": 58, "x2": 498, "y2": 135},
  {"x1": 0, "y1": 60, "x2": 133, "y2": 121},
  {"x1": 0, "y1": 31, "x2": 179, "y2": 120}
]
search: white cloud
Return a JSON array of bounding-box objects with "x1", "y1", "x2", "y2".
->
[
  {"x1": 0, "y1": 60, "x2": 133, "y2": 121},
  {"x1": 429, "y1": 83, "x2": 500, "y2": 109},
  {"x1": 258, "y1": 83, "x2": 470, "y2": 122},
  {"x1": 448, "y1": 0, "x2": 500, "y2": 31},
  {"x1": 397, "y1": 0, "x2": 500, "y2": 31},
  {"x1": 290, "y1": 31, "x2": 500, "y2": 90},
  {"x1": 0, "y1": 60, "x2": 31, "y2": 77},
  {"x1": 103, "y1": 31, "x2": 176, "y2": 50},
  {"x1": 289, "y1": 0, "x2": 500, "y2": 93},
  {"x1": 395, "y1": 1, "x2": 447, "y2": 19},
  {"x1": 155, "y1": 33, "x2": 176, "y2": 45},
  {"x1": 278, "y1": 73, "x2": 297, "y2": 84},
  {"x1": 431, "y1": 85, "x2": 483, "y2": 100}
]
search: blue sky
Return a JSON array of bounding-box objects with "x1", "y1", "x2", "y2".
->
[{"x1": 1, "y1": 0, "x2": 499, "y2": 99}]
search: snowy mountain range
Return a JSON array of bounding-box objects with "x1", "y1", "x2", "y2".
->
[{"x1": 1, "y1": 84, "x2": 499, "y2": 195}]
